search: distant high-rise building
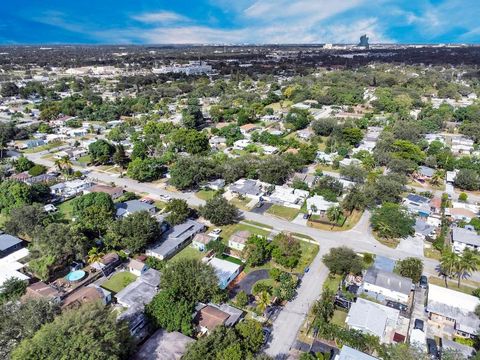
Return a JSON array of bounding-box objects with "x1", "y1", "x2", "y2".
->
[{"x1": 358, "y1": 34, "x2": 369, "y2": 48}]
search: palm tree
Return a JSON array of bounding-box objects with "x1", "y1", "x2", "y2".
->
[
  {"x1": 439, "y1": 250, "x2": 460, "y2": 288},
  {"x1": 60, "y1": 156, "x2": 73, "y2": 174},
  {"x1": 256, "y1": 290, "x2": 271, "y2": 314},
  {"x1": 456, "y1": 249, "x2": 479, "y2": 287},
  {"x1": 87, "y1": 247, "x2": 105, "y2": 264},
  {"x1": 326, "y1": 206, "x2": 342, "y2": 228},
  {"x1": 430, "y1": 170, "x2": 444, "y2": 187},
  {"x1": 375, "y1": 221, "x2": 393, "y2": 239}
]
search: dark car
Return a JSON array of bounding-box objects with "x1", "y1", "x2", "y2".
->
[
  {"x1": 414, "y1": 319, "x2": 424, "y2": 331},
  {"x1": 419, "y1": 275, "x2": 428, "y2": 289},
  {"x1": 303, "y1": 213, "x2": 309, "y2": 219},
  {"x1": 427, "y1": 338, "x2": 439, "y2": 359}
]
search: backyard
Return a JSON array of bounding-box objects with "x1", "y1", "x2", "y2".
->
[
  {"x1": 57, "y1": 198, "x2": 76, "y2": 220},
  {"x1": 101, "y1": 271, "x2": 137, "y2": 294}
]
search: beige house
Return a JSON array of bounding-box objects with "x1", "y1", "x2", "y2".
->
[{"x1": 228, "y1": 231, "x2": 250, "y2": 251}]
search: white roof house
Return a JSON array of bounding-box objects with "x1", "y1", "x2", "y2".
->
[
  {"x1": 268, "y1": 185, "x2": 309, "y2": 209},
  {"x1": 338, "y1": 346, "x2": 378, "y2": 360},
  {"x1": 306, "y1": 195, "x2": 338, "y2": 214},
  {"x1": 206, "y1": 257, "x2": 241, "y2": 290},
  {"x1": 427, "y1": 284, "x2": 480, "y2": 337},
  {"x1": 346, "y1": 298, "x2": 400, "y2": 343},
  {"x1": 0, "y1": 247, "x2": 30, "y2": 287}
]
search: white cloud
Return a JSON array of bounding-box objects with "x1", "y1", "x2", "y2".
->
[{"x1": 132, "y1": 11, "x2": 190, "y2": 24}]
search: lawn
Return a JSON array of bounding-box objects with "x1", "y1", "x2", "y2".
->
[
  {"x1": 216, "y1": 253, "x2": 243, "y2": 265},
  {"x1": 241, "y1": 220, "x2": 272, "y2": 230},
  {"x1": 323, "y1": 274, "x2": 342, "y2": 292},
  {"x1": 196, "y1": 190, "x2": 217, "y2": 201},
  {"x1": 230, "y1": 197, "x2": 252, "y2": 211},
  {"x1": 308, "y1": 210, "x2": 362, "y2": 232},
  {"x1": 428, "y1": 276, "x2": 480, "y2": 295},
  {"x1": 266, "y1": 204, "x2": 300, "y2": 221},
  {"x1": 23, "y1": 141, "x2": 65, "y2": 154},
  {"x1": 154, "y1": 200, "x2": 167, "y2": 210},
  {"x1": 101, "y1": 271, "x2": 137, "y2": 294},
  {"x1": 220, "y1": 223, "x2": 271, "y2": 242},
  {"x1": 424, "y1": 247, "x2": 442, "y2": 260},
  {"x1": 170, "y1": 246, "x2": 206, "y2": 263},
  {"x1": 76, "y1": 155, "x2": 91, "y2": 164},
  {"x1": 57, "y1": 199, "x2": 76, "y2": 220},
  {"x1": 292, "y1": 241, "x2": 319, "y2": 273},
  {"x1": 331, "y1": 309, "x2": 348, "y2": 327}
]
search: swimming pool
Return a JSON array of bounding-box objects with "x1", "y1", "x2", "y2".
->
[{"x1": 65, "y1": 270, "x2": 86, "y2": 282}]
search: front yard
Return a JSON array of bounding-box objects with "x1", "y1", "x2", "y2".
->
[
  {"x1": 196, "y1": 190, "x2": 217, "y2": 201},
  {"x1": 229, "y1": 197, "x2": 252, "y2": 211},
  {"x1": 101, "y1": 271, "x2": 137, "y2": 294},
  {"x1": 266, "y1": 204, "x2": 300, "y2": 221},
  {"x1": 308, "y1": 210, "x2": 362, "y2": 231}
]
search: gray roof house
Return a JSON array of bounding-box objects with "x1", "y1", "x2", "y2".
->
[
  {"x1": 134, "y1": 330, "x2": 195, "y2": 360},
  {"x1": 414, "y1": 219, "x2": 436, "y2": 238},
  {"x1": 0, "y1": 234, "x2": 23, "y2": 258},
  {"x1": 146, "y1": 220, "x2": 205, "y2": 260},
  {"x1": 115, "y1": 269, "x2": 161, "y2": 340},
  {"x1": 362, "y1": 268, "x2": 412, "y2": 304},
  {"x1": 418, "y1": 165, "x2": 435, "y2": 178},
  {"x1": 228, "y1": 179, "x2": 264, "y2": 198},
  {"x1": 115, "y1": 200, "x2": 156, "y2": 218}
]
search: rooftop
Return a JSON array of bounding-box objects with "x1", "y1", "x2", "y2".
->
[
  {"x1": 229, "y1": 230, "x2": 251, "y2": 245},
  {"x1": 364, "y1": 268, "x2": 412, "y2": 295},
  {"x1": 338, "y1": 345, "x2": 378, "y2": 360},
  {"x1": 0, "y1": 234, "x2": 22, "y2": 252},
  {"x1": 451, "y1": 227, "x2": 480, "y2": 246},
  {"x1": 347, "y1": 298, "x2": 399, "y2": 338},
  {"x1": 195, "y1": 305, "x2": 230, "y2": 331},
  {"x1": 115, "y1": 200, "x2": 155, "y2": 217}
]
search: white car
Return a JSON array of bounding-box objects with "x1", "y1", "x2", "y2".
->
[
  {"x1": 208, "y1": 228, "x2": 222, "y2": 238},
  {"x1": 159, "y1": 194, "x2": 172, "y2": 202}
]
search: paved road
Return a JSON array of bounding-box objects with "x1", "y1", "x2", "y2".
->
[{"x1": 26, "y1": 151, "x2": 480, "y2": 357}]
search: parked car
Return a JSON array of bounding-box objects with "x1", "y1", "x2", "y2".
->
[
  {"x1": 303, "y1": 213, "x2": 310, "y2": 219},
  {"x1": 414, "y1": 319, "x2": 424, "y2": 331},
  {"x1": 420, "y1": 275, "x2": 428, "y2": 289},
  {"x1": 159, "y1": 194, "x2": 172, "y2": 202},
  {"x1": 427, "y1": 338, "x2": 439, "y2": 359}
]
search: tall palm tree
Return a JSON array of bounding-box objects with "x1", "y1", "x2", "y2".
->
[
  {"x1": 60, "y1": 156, "x2": 73, "y2": 174},
  {"x1": 87, "y1": 247, "x2": 105, "y2": 264},
  {"x1": 457, "y1": 249, "x2": 479, "y2": 287},
  {"x1": 327, "y1": 206, "x2": 342, "y2": 228},
  {"x1": 439, "y1": 250, "x2": 460, "y2": 288},
  {"x1": 430, "y1": 171, "x2": 444, "y2": 187},
  {"x1": 256, "y1": 290, "x2": 271, "y2": 314}
]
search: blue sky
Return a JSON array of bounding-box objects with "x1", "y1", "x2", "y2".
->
[{"x1": 1, "y1": 0, "x2": 479, "y2": 44}]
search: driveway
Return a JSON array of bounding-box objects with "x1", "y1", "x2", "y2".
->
[
  {"x1": 250, "y1": 202, "x2": 273, "y2": 214},
  {"x1": 397, "y1": 235, "x2": 424, "y2": 257},
  {"x1": 231, "y1": 269, "x2": 269, "y2": 296}
]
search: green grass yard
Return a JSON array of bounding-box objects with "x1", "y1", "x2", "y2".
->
[
  {"x1": 229, "y1": 197, "x2": 252, "y2": 211},
  {"x1": 57, "y1": 199, "x2": 76, "y2": 220},
  {"x1": 101, "y1": 271, "x2": 137, "y2": 294},
  {"x1": 196, "y1": 190, "x2": 217, "y2": 201},
  {"x1": 331, "y1": 309, "x2": 348, "y2": 327},
  {"x1": 266, "y1": 204, "x2": 300, "y2": 221},
  {"x1": 170, "y1": 245, "x2": 206, "y2": 263},
  {"x1": 323, "y1": 274, "x2": 342, "y2": 292}
]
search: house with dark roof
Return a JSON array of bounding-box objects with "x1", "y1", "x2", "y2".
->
[
  {"x1": 194, "y1": 303, "x2": 243, "y2": 334},
  {"x1": 115, "y1": 200, "x2": 156, "y2": 218},
  {"x1": 146, "y1": 220, "x2": 205, "y2": 260},
  {"x1": 86, "y1": 184, "x2": 124, "y2": 200},
  {"x1": 361, "y1": 268, "x2": 412, "y2": 305},
  {"x1": 0, "y1": 234, "x2": 23, "y2": 258}
]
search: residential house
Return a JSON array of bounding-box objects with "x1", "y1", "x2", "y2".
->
[
  {"x1": 261, "y1": 145, "x2": 278, "y2": 155},
  {"x1": 24, "y1": 281, "x2": 62, "y2": 303},
  {"x1": 441, "y1": 338, "x2": 476, "y2": 359},
  {"x1": 50, "y1": 179, "x2": 92, "y2": 198},
  {"x1": 415, "y1": 166, "x2": 435, "y2": 181},
  {"x1": 192, "y1": 233, "x2": 213, "y2": 252},
  {"x1": 0, "y1": 247, "x2": 30, "y2": 287},
  {"x1": 426, "y1": 284, "x2": 480, "y2": 338},
  {"x1": 306, "y1": 195, "x2": 338, "y2": 215},
  {"x1": 233, "y1": 139, "x2": 251, "y2": 150},
  {"x1": 115, "y1": 269, "x2": 161, "y2": 339},
  {"x1": 194, "y1": 302, "x2": 243, "y2": 334},
  {"x1": 414, "y1": 219, "x2": 436, "y2": 240},
  {"x1": 451, "y1": 137, "x2": 474, "y2": 155},
  {"x1": 25, "y1": 174, "x2": 56, "y2": 185},
  {"x1": 268, "y1": 185, "x2": 309, "y2": 209},
  {"x1": 450, "y1": 227, "x2": 480, "y2": 253},
  {"x1": 228, "y1": 231, "x2": 250, "y2": 251},
  {"x1": 240, "y1": 124, "x2": 259, "y2": 136},
  {"x1": 361, "y1": 268, "x2": 412, "y2": 305},
  {"x1": 0, "y1": 234, "x2": 24, "y2": 258},
  {"x1": 205, "y1": 179, "x2": 225, "y2": 191},
  {"x1": 206, "y1": 257, "x2": 242, "y2": 290},
  {"x1": 339, "y1": 158, "x2": 362, "y2": 168},
  {"x1": 297, "y1": 128, "x2": 313, "y2": 140},
  {"x1": 338, "y1": 346, "x2": 378, "y2": 360},
  {"x1": 128, "y1": 259, "x2": 148, "y2": 276},
  {"x1": 402, "y1": 194, "x2": 431, "y2": 217},
  {"x1": 346, "y1": 298, "x2": 400, "y2": 344},
  {"x1": 115, "y1": 200, "x2": 156, "y2": 218},
  {"x1": 62, "y1": 284, "x2": 111, "y2": 310},
  {"x1": 291, "y1": 172, "x2": 317, "y2": 188},
  {"x1": 316, "y1": 151, "x2": 336, "y2": 165},
  {"x1": 133, "y1": 330, "x2": 195, "y2": 360},
  {"x1": 90, "y1": 252, "x2": 120, "y2": 276},
  {"x1": 228, "y1": 179, "x2": 265, "y2": 200},
  {"x1": 209, "y1": 136, "x2": 227, "y2": 149},
  {"x1": 146, "y1": 220, "x2": 205, "y2": 260},
  {"x1": 448, "y1": 208, "x2": 477, "y2": 222},
  {"x1": 85, "y1": 184, "x2": 124, "y2": 200}
]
